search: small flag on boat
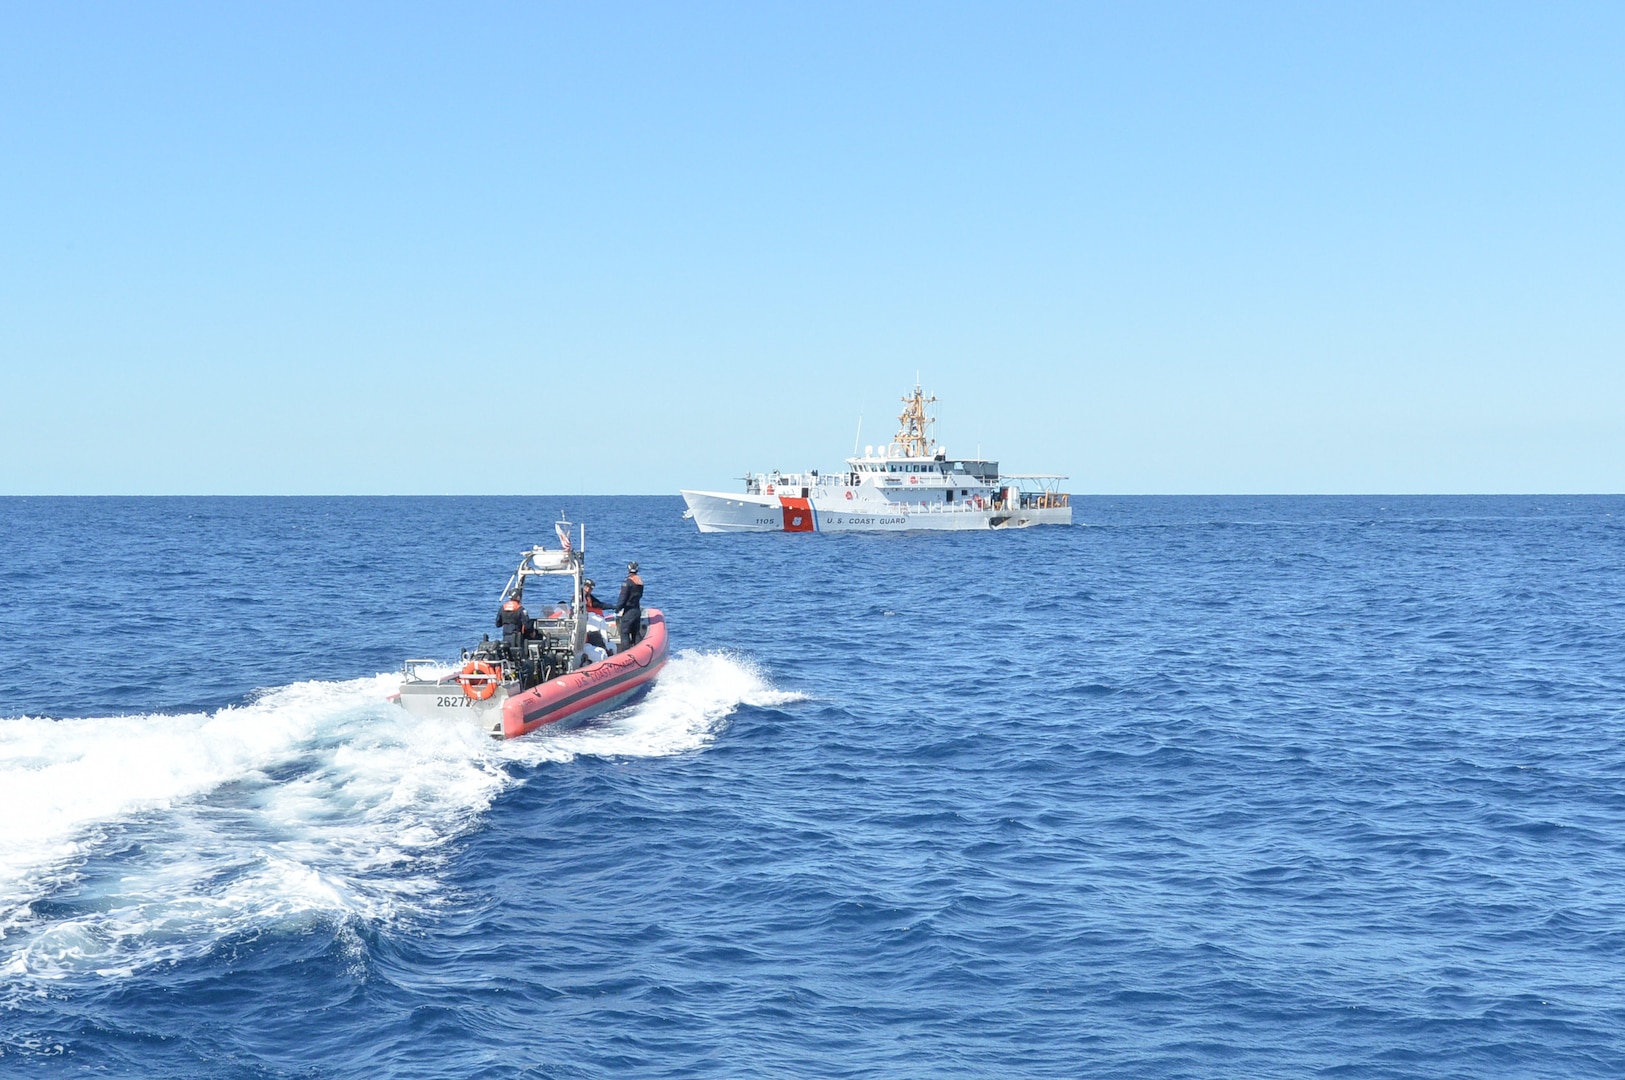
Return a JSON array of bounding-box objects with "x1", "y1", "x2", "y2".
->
[{"x1": 555, "y1": 522, "x2": 572, "y2": 553}]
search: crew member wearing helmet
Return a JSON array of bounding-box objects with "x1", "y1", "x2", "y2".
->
[
  {"x1": 581, "y1": 579, "x2": 607, "y2": 615},
  {"x1": 496, "y1": 589, "x2": 527, "y2": 653},
  {"x1": 616, "y1": 562, "x2": 645, "y2": 648}
]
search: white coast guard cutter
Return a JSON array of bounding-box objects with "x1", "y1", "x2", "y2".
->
[{"x1": 681, "y1": 384, "x2": 1071, "y2": 533}]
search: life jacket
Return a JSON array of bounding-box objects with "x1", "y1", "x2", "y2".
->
[{"x1": 620, "y1": 574, "x2": 644, "y2": 611}]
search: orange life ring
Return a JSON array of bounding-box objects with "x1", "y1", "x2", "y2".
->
[{"x1": 459, "y1": 660, "x2": 501, "y2": 701}]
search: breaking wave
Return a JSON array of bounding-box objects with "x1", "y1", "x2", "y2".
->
[{"x1": 0, "y1": 650, "x2": 794, "y2": 986}]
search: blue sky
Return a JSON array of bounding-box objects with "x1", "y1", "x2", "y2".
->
[{"x1": 2, "y1": 2, "x2": 1621, "y2": 494}]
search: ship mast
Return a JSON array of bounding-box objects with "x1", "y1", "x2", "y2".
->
[{"x1": 894, "y1": 382, "x2": 938, "y2": 458}]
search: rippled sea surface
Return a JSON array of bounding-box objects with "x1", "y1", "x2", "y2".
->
[{"x1": 2, "y1": 495, "x2": 1624, "y2": 1078}]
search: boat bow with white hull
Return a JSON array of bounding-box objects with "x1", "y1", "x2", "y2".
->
[
  {"x1": 392, "y1": 521, "x2": 668, "y2": 738},
  {"x1": 681, "y1": 384, "x2": 1071, "y2": 533}
]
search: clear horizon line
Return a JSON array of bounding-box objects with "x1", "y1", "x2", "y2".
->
[{"x1": 3, "y1": 492, "x2": 1621, "y2": 500}]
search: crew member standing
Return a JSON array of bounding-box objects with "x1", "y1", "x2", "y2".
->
[
  {"x1": 496, "y1": 590, "x2": 527, "y2": 652},
  {"x1": 616, "y1": 562, "x2": 644, "y2": 649}
]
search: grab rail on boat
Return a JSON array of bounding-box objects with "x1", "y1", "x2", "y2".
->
[{"x1": 401, "y1": 658, "x2": 449, "y2": 680}]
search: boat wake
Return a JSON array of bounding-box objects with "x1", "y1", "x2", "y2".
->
[
  {"x1": 503, "y1": 648, "x2": 803, "y2": 764},
  {"x1": 0, "y1": 650, "x2": 793, "y2": 987}
]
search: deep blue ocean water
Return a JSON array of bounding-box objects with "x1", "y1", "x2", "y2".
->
[{"x1": 2, "y1": 495, "x2": 1624, "y2": 1078}]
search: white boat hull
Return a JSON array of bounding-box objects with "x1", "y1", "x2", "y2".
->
[{"x1": 680, "y1": 489, "x2": 1071, "y2": 533}]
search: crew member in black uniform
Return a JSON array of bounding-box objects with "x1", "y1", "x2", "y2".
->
[
  {"x1": 496, "y1": 590, "x2": 527, "y2": 654},
  {"x1": 616, "y1": 562, "x2": 644, "y2": 648}
]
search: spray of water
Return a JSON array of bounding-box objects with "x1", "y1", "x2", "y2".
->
[{"x1": 0, "y1": 650, "x2": 798, "y2": 985}]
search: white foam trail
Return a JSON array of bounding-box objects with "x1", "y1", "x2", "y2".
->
[
  {"x1": 0, "y1": 651, "x2": 791, "y2": 985},
  {"x1": 503, "y1": 649, "x2": 805, "y2": 765}
]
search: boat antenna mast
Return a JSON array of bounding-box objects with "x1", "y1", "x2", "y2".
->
[{"x1": 895, "y1": 380, "x2": 938, "y2": 458}]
